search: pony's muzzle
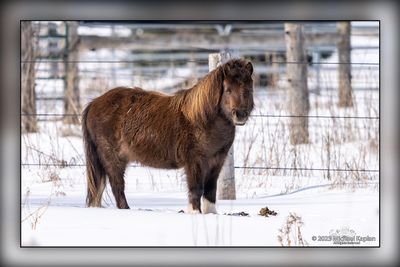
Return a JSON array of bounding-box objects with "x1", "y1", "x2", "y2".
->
[
  {"x1": 232, "y1": 109, "x2": 249, "y2": 125},
  {"x1": 233, "y1": 109, "x2": 248, "y2": 118}
]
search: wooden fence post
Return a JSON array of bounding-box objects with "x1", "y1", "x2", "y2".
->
[
  {"x1": 337, "y1": 21, "x2": 353, "y2": 107},
  {"x1": 208, "y1": 52, "x2": 236, "y2": 200},
  {"x1": 21, "y1": 21, "x2": 38, "y2": 133},
  {"x1": 284, "y1": 23, "x2": 310, "y2": 145}
]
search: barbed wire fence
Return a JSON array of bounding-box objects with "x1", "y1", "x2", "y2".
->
[
  {"x1": 21, "y1": 62, "x2": 379, "y2": 172},
  {"x1": 20, "y1": 109, "x2": 380, "y2": 175}
]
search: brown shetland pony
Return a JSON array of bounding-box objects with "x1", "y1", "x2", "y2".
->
[{"x1": 82, "y1": 59, "x2": 254, "y2": 213}]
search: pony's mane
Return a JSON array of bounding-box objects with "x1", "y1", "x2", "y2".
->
[
  {"x1": 179, "y1": 66, "x2": 223, "y2": 125},
  {"x1": 174, "y1": 58, "x2": 252, "y2": 125}
]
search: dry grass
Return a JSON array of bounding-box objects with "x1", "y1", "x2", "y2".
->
[
  {"x1": 236, "y1": 85, "x2": 379, "y2": 192},
  {"x1": 22, "y1": 188, "x2": 51, "y2": 230},
  {"x1": 277, "y1": 212, "x2": 308, "y2": 246}
]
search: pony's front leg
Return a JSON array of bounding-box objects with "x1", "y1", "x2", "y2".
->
[
  {"x1": 185, "y1": 162, "x2": 205, "y2": 214},
  {"x1": 202, "y1": 162, "x2": 224, "y2": 214}
]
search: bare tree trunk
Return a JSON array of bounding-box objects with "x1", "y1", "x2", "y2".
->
[
  {"x1": 271, "y1": 53, "x2": 280, "y2": 88},
  {"x1": 48, "y1": 22, "x2": 59, "y2": 78},
  {"x1": 187, "y1": 54, "x2": 198, "y2": 87},
  {"x1": 337, "y1": 22, "x2": 353, "y2": 107},
  {"x1": 21, "y1": 21, "x2": 38, "y2": 133},
  {"x1": 209, "y1": 52, "x2": 236, "y2": 200},
  {"x1": 285, "y1": 23, "x2": 310, "y2": 145},
  {"x1": 313, "y1": 50, "x2": 321, "y2": 95},
  {"x1": 63, "y1": 21, "x2": 80, "y2": 124}
]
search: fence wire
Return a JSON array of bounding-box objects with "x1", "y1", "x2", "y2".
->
[
  {"x1": 22, "y1": 60, "x2": 380, "y2": 66},
  {"x1": 24, "y1": 55, "x2": 379, "y2": 175},
  {"x1": 20, "y1": 113, "x2": 380, "y2": 120},
  {"x1": 20, "y1": 162, "x2": 379, "y2": 173}
]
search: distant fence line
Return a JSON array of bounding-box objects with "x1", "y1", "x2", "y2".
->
[
  {"x1": 20, "y1": 113, "x2": 380, "y2": 120},
  {"x1": 22, "y1": 60, "x2": 380, "y2": 66},
  {"x1": 22, "y1": 49, "x2": 379, "y2": 188},
  {"x1": 20, "y1": 162, "x2": 379, "y2": 173}
]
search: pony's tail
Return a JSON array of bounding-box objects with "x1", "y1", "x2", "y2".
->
[{"x1": 82, "y1": 103, "x2": 106, "y2": 207}]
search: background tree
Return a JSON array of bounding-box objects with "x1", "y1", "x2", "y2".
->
[
  {"x1": 337, "y1": 21, "x2": 353, "y2": 107},
  {"x1": 21, "y1": 21, "x2": 38, "y2": 133},
  {"x1": 284, "y1": 23, "x2": 310, "y2": 145},
  {"x1": 63, "y1": 21, "x2": 81, "y2": 125}
]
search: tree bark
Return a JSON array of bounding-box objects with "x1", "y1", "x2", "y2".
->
[
  {"x1": 48, "y1": 22, "x2": 59, "y2": 78},
  {"x1": 271, "y1": 53, "x2": 280, "y2": 88},
  {"x1": 209, "y1": 52, "x2": 236, "y2": 200},
  {"x1": 284, "y1": 23, "x2": 310, "y2": 145},
  {"x1": 337, "y1": 22, "x2": 353, "y2": 107},
  {"x1": 21, "y1": 21, "x2": 38, "y2": 133},
  {"x1": 63, "y1": 21, "x2": 80, "y2": 124}
]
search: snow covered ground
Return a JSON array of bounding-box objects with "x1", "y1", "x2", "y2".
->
[{"x1": 21, "y1": 186, "x2": 378, "y2": 246}]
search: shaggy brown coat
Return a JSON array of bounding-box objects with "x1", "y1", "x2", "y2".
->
[{"x1": 82, "y1": 58, "x2": 254, "y2": 213}]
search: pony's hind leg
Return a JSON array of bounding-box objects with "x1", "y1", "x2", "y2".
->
[
  {"x1": 106, "y1": 161, "x2": 130, "y2": 209},
  {"x1": 87, "y1": 175, "x2": 106, "y2": 207},
  {"x1": 98, "y1": 145, "x2": 130, "y2": 209},
  {"x1": 109, "y1": 171, "x2": 130, "y2": 209}
]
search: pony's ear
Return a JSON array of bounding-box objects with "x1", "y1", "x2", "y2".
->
[
  {"x1": 222, "y1": 63, "x2": 231, "y2": 77},
  {"x1": 245, "y1": 61, "x2": 253, "y2": 75}
]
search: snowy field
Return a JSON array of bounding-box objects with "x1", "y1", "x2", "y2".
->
[{"x1": 21, "y1": 23, "x2": 379, "y2": 247}]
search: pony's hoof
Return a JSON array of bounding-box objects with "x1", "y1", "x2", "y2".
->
[
  {"x1": 202, "y1": 198, "x2": 217, "y2": 214},
  {"x1": 187, "y1": 204, "x2": 201, "y2": 214},
  {"x1": 188, "y1": 209, "x2": 201, "y2": 214}
]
